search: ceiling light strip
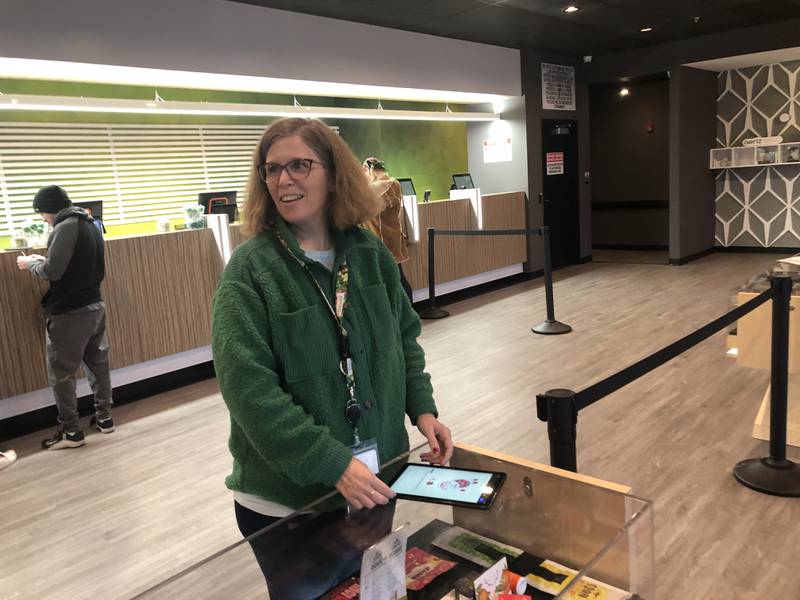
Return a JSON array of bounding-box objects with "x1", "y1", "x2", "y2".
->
[
  {"x1": 0, "y1": 58, "x2": 512, "y2": 105},
  {"x1": 0, "y1": 94, "x2": 500, "y2": 122}
]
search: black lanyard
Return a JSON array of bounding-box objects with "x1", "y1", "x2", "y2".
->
[{"x1": 273, "y1": 227, "x2": 363, "y2": 442}]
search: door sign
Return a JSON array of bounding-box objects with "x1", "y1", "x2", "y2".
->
[{"x1": 546, "y1": 152, "x2": 564, "y2": 175}]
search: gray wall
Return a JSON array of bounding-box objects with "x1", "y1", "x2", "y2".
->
[
  {"x1": 669, "y1": 67, "x2": 718, "y2": 262},
  {"x1": 715, "y1": 61, "x2": 800, "y2": 248},
  {"x1": 590, "y1": 79, "x2": 669, "y2": 247},
  {"x1": 466, "y1": 97, "x2": 528, "y2": 198},
  {"x1": 0, "y1": 0, "x2": 520, "y2": 97},
  {"x1": 520, "y1": 51, "x2": 592, "y2": 271}
]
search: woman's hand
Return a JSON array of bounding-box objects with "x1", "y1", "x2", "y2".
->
[
  {"x1": 335, "y1": 456, "x2": 396, "y2": 510},
  {"x1": 417, "y1": 413, "x2": 453, "y2": 465}
]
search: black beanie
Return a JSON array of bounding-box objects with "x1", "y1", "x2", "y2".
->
[{"x1": 33, "y1": 185, "x2": 71, "y2": 213}]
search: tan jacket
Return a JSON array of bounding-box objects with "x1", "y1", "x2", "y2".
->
[{"x1": 363, "y1": 174, "x2": 409, "y2": 263}]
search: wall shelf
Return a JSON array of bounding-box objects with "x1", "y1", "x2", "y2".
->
[{"x1": 710, "y1": 142, "x2": 800, "y2": 169}]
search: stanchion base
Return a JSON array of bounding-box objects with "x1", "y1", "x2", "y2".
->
[
  {"x1": 733, "y1": 457, "x2": 800, "y2": 497},
  {"x1": 419, "y1": 306, "x2": 450, "y2": 320},
  {"x1": 532, "y1": 319, "x2": 572, "y2": 335}
]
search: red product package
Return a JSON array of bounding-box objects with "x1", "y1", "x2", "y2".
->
[
  {"x1": 320, "y1": 576, "x2": 360, "y2": 599},
  {"x1": 405, "y1": 547, "x2": 458, "y2": 591},
  {"x1": 497, "y1": 595, "x2": 532, "y2": 600}
]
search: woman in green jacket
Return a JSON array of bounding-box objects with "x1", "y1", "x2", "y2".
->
[{"x1": 211, "y1": 117, "x2": 452, "y2": 594}]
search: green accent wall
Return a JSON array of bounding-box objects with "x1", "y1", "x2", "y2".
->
[
  {"x1": 335, "y1": 120, "x2": 467, "y2": 200},
  {"x1": 0, "y1": 78, "x2": 469, "y2": 247}
]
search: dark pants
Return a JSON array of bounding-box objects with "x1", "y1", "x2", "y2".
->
[
  {"x1": 46, "y1": 306, "x2": 113, "y2": 433},
  {"x1": 235, "y1": 500, "x2": 395, "y2": 599}
]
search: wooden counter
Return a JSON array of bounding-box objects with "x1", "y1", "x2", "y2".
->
[
  {"x1": 0, "y1": 228, "x2": 223, "y2": 402},
  {"x1": 2, "y1": 191, "x2": 527, "y2": 408},
  {"x1": 405, "y1": 191, "x2": 527, "y2": 290}
]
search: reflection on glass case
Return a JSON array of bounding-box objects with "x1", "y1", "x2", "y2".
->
[{"x1": 135, "y1": 444, "x2": 655, "y2": 600}]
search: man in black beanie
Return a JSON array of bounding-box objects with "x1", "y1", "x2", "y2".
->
[{"x1": 17, "y1": 185, "x2": 114, "y2": 450}]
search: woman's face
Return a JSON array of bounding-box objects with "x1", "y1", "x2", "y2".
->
[{"x1": 265, "y1": 135, "x2": 330, "y2": 233}]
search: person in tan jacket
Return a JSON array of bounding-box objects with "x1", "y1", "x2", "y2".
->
[{"x1": 362, "y1": 157, "x2": 412, "y2": 301}]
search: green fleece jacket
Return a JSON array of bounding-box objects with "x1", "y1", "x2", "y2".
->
[{"x1": 211, "y1": 216, "x2": 437, "y2": 508}]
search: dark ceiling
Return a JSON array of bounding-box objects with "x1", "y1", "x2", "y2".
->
[{"x1": 230, "y1": 0, "x2": 800, "y2": 57}]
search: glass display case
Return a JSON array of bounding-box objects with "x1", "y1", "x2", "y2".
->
[{"x1": 134, "y1": 443, "x2": 654, "y2": 600}]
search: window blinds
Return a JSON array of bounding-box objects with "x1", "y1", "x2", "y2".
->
[{"x1": 0, "y1": 122, "x2": 265, "y2": 236}]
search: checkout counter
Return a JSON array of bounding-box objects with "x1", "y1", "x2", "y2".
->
[
  {"x1": 133, "y1": 443, "x2": 654, "y2": 599},
  {"x1": 1, "y1": 191, "x2": 527, "y2": 419}
]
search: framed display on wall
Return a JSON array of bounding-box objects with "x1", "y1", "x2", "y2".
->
[
  {"x1": 711, "y1": 142, "x2": 800, "y2": 169},
  {"x1": 732, "y1": 147, "x2": 755, "y2": 168}
]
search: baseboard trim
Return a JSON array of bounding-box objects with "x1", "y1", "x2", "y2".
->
[
  {"x1": 715, "y1": 245, "x2": 800, "y2": 254},
  {"x1": 593, "y1": 244, "x2": 669, "y2": 251},
  {"x1": 669, "y1": 247, "x2": 716, "y2": 265}
]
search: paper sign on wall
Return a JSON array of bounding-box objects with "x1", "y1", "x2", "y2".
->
[
  {"x1": 483, "y1": 137, "x2": 513, "y2": 163},
  {"x1": 541, "y1": 63, "x2": 576, "y2": 111},
  {"x1": 546, "y1": 152, "x2": 564, "y2": 175}
]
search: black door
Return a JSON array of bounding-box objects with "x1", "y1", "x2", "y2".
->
[{"x1": 541, "y1": 119, "x2": 580, "y2": 268}]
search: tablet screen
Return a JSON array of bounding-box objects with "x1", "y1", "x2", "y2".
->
[{"x1": 390, "y1": 464, "x2": 501, "y2": 506}]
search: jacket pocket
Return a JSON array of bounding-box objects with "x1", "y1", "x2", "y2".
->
[
  {"x1": 361, "y1": 284, "x2": 399, "y2": 353},
  {"x1": 277, "y1": 304, "x2": 340, "y2": 383}
]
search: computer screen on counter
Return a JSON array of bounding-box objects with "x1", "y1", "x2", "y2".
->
[
  {"x1": 398, "y1": 178, "x2": 416, "y2": 197},
  {"x1": 75, "y1": 201, "x2": 105, "y2": 234},
  {"x1": 198, "y1": 190, "x2": 237, "y2": 214},
  {"x1": 452, "y1": 173, "x2": 475, "y2": 190}
]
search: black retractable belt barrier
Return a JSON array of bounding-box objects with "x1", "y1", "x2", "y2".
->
[
  {"x1": 418, "y1": 228, "x2": 450, "y2": 319},
  {"x1": 537, "y1": 281, "x2": 797, "y2": 488},
  {"x1": 418, "y1": 226, "x2": 571, "y2": 335},
  {"x1": 734, "y1": 274, "x2": 800, "y2": 496},
  {"x1": 532, "y1": 226, "x2": 571, "y2": 335},
  {"x1": 536, "y1": 389, "x2": 578, "y2": 472}
]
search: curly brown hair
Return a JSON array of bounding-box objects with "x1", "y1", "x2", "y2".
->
[{"x1": 243, "y1": 118, "x2": 381, "y2": 237}]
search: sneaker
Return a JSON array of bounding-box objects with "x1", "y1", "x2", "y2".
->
[
  {"x1": 90, "y1": 416, "x2": 115, "y2": 434},
  {"x1": 0, "y1": 449, "x2": 17, "y2": 471},
  {"x1": 41, "y1": 429, "x2": 85, "y2": 450}
]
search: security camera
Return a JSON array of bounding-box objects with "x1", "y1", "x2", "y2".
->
[{"x1": 583, "y1": 55, "x2": 592, "y2": 64}]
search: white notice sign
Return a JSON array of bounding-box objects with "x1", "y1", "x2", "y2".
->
[
  {"x1": 483, "y1": 137, "x2": 512, "y2": 163},
  {"x1": 359, "y1": 529, "x2": 407, "y2": 600},
  {"x1": 546, "y1": 152, "x2": 564, "y2": 175},
  {"x1": 541, "y1": 63, "x2": 576, "y2": 111}
]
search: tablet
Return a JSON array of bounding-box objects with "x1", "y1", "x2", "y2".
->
[{"x1": 389, "y1": 463, "x2": 506, "y2": 510}]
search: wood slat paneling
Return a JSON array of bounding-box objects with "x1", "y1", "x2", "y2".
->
[
  {"x1": 0, "y1": 229, "x2": 223, "y2": 399},
  {"x1": 405, "y1": 191, "x2": 527, "y2": 290},
  {"x1": 0, "y1": 249, "x2": 50, "y2": 398}
]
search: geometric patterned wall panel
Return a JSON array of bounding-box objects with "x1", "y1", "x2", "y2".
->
[{"x1": 716, "y1": 61, "x2": 800, "y2": 247}]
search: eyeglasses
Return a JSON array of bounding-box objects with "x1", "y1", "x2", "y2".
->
[{"x1": 258, "y1": 158, "x2": 326, "y2": 183}]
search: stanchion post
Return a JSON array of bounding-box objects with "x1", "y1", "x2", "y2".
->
[
  {"x1": 419, "y1": 227, "x2": 449, "y2": 319},
  {"x1": 733, "y1": 273, "x2": 800, "y2": 496},
  {"x1": 540, "y1": 388, "x2": 578, "y2": 472},
  {"x1": 532, "y1": 226, "x2": 572, "y2": 335},
  {"x1": 769, "y1": 274, "x2": 790, "y2": 462}
]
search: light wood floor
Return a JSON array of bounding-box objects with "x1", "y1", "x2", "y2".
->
[
  {"x1": 592, "y1": 248, "x2": 669, "y2": 265},
  {"x1": 2, "y1": 252, "x2": 797, "y2": 600}
]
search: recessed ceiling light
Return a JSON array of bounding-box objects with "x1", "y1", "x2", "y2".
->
[
  {"x1": 640, "y1": 27, "x2": 653, "y2": 32},
  {"x1": 619, "y1": 87, "x2": 630, "y2": 97},
  {"x1": 563, "y1": 5, "x2": 579, "y2": 13}
]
